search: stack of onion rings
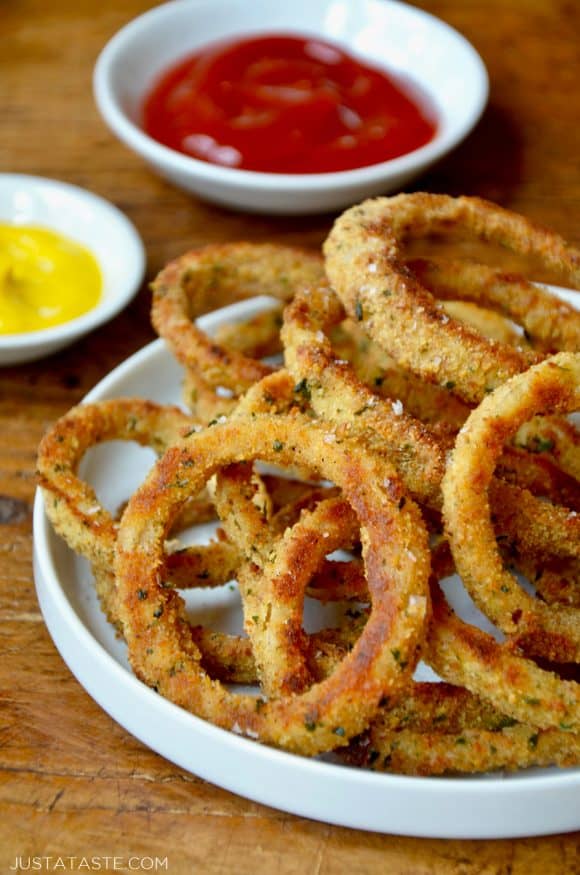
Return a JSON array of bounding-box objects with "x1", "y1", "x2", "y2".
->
[
  {"x1": 281, "y1": 282, "x2": 579, "y2": 564},
  {"x1": 37, "y1": 192, "x2": 579, "y2": 775}
]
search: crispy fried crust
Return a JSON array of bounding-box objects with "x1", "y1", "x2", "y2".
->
[
  {"x1": 343, "y1": 723, "x2": 580, "y2": 775},
  {"x1": 37, "y1": 398, "x2": 192, "y2": 566},
  {"x1": 409, "y1": 257, "x2": 580, "y2": 353},
  {"x1": 115, "y1": 412, "x2": 430, "y2": 755},
  {"x1": 443, "y1": 354, "x2": 580, "y2": 663},
  {"x1": 282, "y1": 284, "x2": 579, "y2": 563},
  {"x1": 151, "y1": 242, "x2": 324, "y2": 397},
  {"x1": 324, "y1": 193, "x2": 580, "y2": 403},
  {"x1": 427, "y1": 575, "x2": 580, "y2": 731}
]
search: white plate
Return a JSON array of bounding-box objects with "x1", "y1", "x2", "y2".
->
[{"x1": 33, "y1": 296, "x2": 580, "y2": 839}]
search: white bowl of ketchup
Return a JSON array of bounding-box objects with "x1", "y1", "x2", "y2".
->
[{"x1": 94, "y1": 0, "x2": 488, "y2": 215}]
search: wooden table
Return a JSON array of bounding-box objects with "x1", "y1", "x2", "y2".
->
[{"x1": 1, "y1": 1, "x2": 578, "y2": 871}]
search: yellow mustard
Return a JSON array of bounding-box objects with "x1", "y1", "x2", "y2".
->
[{"x1": 0, "y1": 224, "x2": 102, "y2": 334}]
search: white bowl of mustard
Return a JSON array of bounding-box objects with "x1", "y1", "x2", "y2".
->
[{"x1": 0, "y1": 174, "x2": 145, "y2": 365}]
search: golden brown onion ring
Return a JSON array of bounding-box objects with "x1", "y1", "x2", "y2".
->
[
  {"x1": 344, "y1": 723, "x2": 580, "y2": 775},
  {"x1": 151, "y1": 242, "x2": 323, "y2": 396},
  {"x1": 427, "y1": 576, "x2": 580, "y2": 731},
  {"x1": 324, "y1": 193, "x2": 580, "y2": 403},
  {"x1": 215, "y1": 463, "x2": 360, "y2": 697},
  {"x1": 36, "y1": 397, "x2": 241, "y2": 627},
  {"x1": 443, "y1": 353, "x2": 580, "y2": 662},
  {"x1": 37, "y1": 398, "x2": 193, "y2": 571},
  {"x1": 35, "y1": 398, "x2": 251, "y2": 621},
  {"x1": 115, "y1": 412, "x2": 430, "y2": 755}
]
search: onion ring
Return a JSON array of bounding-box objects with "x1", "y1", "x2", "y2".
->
[
  {"x1": 151, "y1": 242, "x2": 323, "y2": 396},
  {"x1": 344, "y1": 723, "x2": 580, "y2": 775},
  {"x1": 324, "y1": 193, "x2": 580, "y2": 403},
  {"x1": 215, "y1": 464, "x2": 360, "y2": 697},
  {"x1": 36, "y1": 397, "x2": 248, "y2": 632},
  {"x1": 115, "y1": 412, "x2": 430, "y2": 754},
  {"x1": 443, "y1": 353, "x2": 580, "y2": 662},
  {"x1": 37, "y1": 397, "x2": 194, "y2": 567},
  {"x1": 36, "y1": 397, "x2": 243, "y2": 626},
  {"x1": 427, "y1": 575, "x2": 580, "y2": 731}
]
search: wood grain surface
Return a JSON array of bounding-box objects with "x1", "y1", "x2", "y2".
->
[{"x1": 1, "y1": 1, "x2": 579, "y2": 872}]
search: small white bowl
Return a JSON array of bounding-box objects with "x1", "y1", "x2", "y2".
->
[
  {"x1": 93, "y1": 0, "x2": 489, "y2": 215},
  {"x1": 0, "y1": 174, "x2": 145, "y2": 365}
]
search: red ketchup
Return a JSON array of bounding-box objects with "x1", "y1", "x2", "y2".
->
[{"x1": 143, "y1": 34, "x2": 438, "y2": 174}]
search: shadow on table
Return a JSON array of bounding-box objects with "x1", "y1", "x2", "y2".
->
[{"x1": 418, "y1": 101, "x2": 525, "y2": 203}]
